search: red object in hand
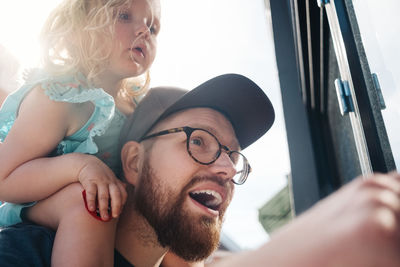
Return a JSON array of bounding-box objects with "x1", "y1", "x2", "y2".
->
[{"x1": 82, "y1": 190, "x2": 112, "y2": 222}]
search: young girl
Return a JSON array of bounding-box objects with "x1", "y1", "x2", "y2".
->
[{"x1": 0, "y1": 0, "x2": 160, "y2": 266}]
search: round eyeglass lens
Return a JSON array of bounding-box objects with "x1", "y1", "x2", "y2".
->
[
  {"x1": 188, "y1": 129, "x2": 249, "y2": 185},
  {"x1": 188, "y1": 129, "x2": 220, "y2": 164},
  {"x1": 229, "y1": 151, "x2": 248, "y2": 184}
]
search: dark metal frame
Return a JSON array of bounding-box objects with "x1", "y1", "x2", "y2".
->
[
  {"x1": 268, "y1": 0, "x2": 395, "y2": 214},
  {"x1": 337, "y1": 0, "x2": 395, "y2": 172}
]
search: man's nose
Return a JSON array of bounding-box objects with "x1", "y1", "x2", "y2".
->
[{"x1": 208, "y1": 152, "x2": 237, "y2": 181}]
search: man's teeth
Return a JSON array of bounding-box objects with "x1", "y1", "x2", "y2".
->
[{"x1": 191, "y1": 190, "x2": 222, "y2": 206}]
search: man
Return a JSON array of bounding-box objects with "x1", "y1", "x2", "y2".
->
[
  {"x1": 1, "y1": 74, "x2": 400, "y2": 267},
  {"x1": 113, "y1": 73, "x2": 274, "y2": 266}
]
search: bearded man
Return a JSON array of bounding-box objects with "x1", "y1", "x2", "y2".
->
[{"x1": 113, "y1": 73, "x2": 274, "y2": 265}]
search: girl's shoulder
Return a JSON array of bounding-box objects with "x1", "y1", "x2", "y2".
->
[
  {"x1": 0, "y1": 69, "x2": 117, "y2": 145},
  {"x1": 23, "y1": 70, "x2": 104, "y2": 104},
  {"x1": 21, "y1": 70, "x2": 115, "y2": 116}
]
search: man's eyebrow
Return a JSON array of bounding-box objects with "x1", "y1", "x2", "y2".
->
[{"x1": 192, "y1": 124, "x2": 240, "y2": 151}]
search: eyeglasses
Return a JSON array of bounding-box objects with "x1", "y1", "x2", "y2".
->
[{"x1": 140, "y1": 126, "x2": 251, "y2": 185}]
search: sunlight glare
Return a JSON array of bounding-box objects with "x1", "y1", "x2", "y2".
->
[{"x1": 0, "y1": 1, "x2": 62, "y2": 68}]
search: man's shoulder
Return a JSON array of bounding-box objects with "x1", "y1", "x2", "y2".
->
[
  {"x1": 0, "y1": 222, "x2": 55, "y2": 235},
  {"x1": 0, "y1": 223, "x2": 55, "y2": 267},
  {"x1": 115, "y1": 249, "x2": 135, "y2": 267}
]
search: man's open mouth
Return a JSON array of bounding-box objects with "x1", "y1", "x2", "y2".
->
[{"x1": 189, "y1": 190, "x2": 223, "y2": 211}]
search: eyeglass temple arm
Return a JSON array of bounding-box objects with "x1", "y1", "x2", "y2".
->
[{"x1": 140, "y1": 127, "x2": 186, "y2": 141}]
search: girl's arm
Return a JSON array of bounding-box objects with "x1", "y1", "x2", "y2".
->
[{"x1": 0, "y1": 86, "x2": 126, "y2": 220}]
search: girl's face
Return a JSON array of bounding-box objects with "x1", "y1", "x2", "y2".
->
[{"x1": 108, "y1": 0, "x2": 161, "y2": 80}]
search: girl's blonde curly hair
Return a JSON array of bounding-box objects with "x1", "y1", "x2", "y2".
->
[{"x1": 40, "y1": 0, "x2": 149, "y2": 99}]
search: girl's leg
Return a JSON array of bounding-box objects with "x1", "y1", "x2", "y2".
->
[{"x1": 24, "y1": 183, "x2": 117, "y2": 267}]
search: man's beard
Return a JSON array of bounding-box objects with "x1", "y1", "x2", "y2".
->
[{"x1": 133, "y1": 160, "x2": 228, "y2": 262}]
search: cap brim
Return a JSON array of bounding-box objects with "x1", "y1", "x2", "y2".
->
[{"x1": 158, "y1": 74, "x2": 275, "y2": 149}]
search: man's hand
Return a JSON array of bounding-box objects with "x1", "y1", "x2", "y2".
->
[
  {"x1": 208, "y1": 172, "x2": 400, "y2": 267},
  {"x1": 281, "y1": 171, "x2": 400, "y2": 267}
]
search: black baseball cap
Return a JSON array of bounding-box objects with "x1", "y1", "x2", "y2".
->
[{"x1": 119, "y1": 73, "x2": 275, "y2": 150}]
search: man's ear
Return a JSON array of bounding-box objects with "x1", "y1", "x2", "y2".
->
[{"x1": 121, "y1": 141, "x2": 142, "y2": 185}]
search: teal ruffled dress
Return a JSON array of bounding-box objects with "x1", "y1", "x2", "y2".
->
[{"x1": 0, "y1": 69, "x2": 137, "y2": 226}]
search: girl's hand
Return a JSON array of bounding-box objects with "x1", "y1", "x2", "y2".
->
[{"x1": 78, "y1": 155, "x2": 127, "y2": 221}]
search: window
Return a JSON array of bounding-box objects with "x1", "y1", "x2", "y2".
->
[
  {"x1": 269, "y1": 0, "x2": 396, "y2": 213},
  {"x1": 352, "y1": 0, "x2": 400, "y2": 168}
]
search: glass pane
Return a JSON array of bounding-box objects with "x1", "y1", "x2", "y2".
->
[
  {"x1": 0, "y1": 0, "x2": 292, "y2": 250},
  {"x1": 352, "y1": 0, "x2": 400, "y2": 168}
]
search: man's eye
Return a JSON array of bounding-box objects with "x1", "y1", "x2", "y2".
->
[{"x1": 190, "y1": 137, "x2": 204, "y2": 147}]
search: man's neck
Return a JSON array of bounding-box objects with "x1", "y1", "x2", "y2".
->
[{"x1": 115, "y1": 205, "x2": 168, "y2": 267}]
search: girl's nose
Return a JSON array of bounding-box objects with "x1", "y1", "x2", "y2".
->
[
  {"x1": 134, "y1": 18, "x2": 151, "y2": 36},
  {"x1": 134, "y1": 21, "x2": 150, "y2": 38}
]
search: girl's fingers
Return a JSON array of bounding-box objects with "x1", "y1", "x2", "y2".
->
[
  {"x1": 96, "y1": 184, "x2": 110, "y2": 221},
  {"x1": 119, "y1": 182, "x2": 128, "y2": 206},
  {"x1": 84, "y1": 183, "x2": 97, "y2": 212},
  {"x1": 109, "y1": 183, "x2": 122, "y2": 218}
]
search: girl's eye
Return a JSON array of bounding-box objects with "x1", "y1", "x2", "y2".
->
[
  {"x1": 146, "y1": 23, "x2": 158, "y2": 35},
  {"x1": 118, "y1": 12, "x2": 131, "y2": 22},
  {"x1": 149, "y1": 25, "x2": 159, "y2": 35}
]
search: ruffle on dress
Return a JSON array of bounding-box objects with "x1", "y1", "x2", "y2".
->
[{"x1": 0, "y1": 70, "x2": 116, "y2": 155}]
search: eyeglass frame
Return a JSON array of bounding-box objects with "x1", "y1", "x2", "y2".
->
[{"x1": 139, "y1": 126, "x2": 252, "y2": 185}]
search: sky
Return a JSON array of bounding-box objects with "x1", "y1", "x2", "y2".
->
[{"x1": 0, "y1": 0, "x2": 290, "y2": 249}]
